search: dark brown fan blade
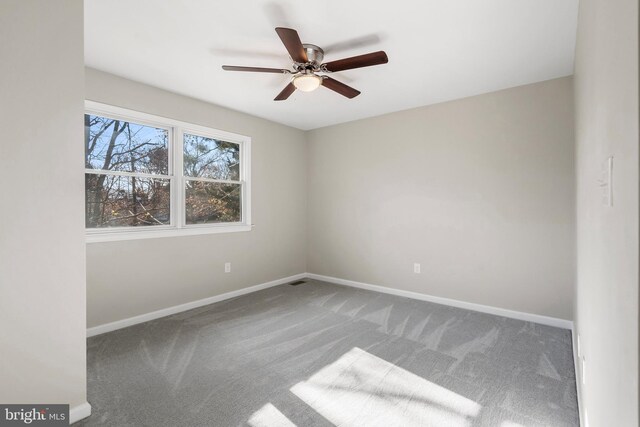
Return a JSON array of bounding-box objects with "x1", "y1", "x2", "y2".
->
[
  {"x1": 275, "y1": 27, "x2": 308, "y2": 63},
  {"x1": 222, "y1": 65, "x2": 290, "y2": 73},
  {"x1": 321, "y1": 77, "x2": 361, "y2": 99},
  {"x1": 322, "y1": 51, "x2": 388, "y2": 72},
  {"x1": 274, "y1": 82, "x2": 296, "y2": 101}
]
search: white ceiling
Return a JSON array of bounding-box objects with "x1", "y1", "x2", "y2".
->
[{"x1": 84, "y1": 0, "x2": 579, "y2": 130}]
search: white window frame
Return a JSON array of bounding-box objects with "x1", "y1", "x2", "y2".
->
[{"x1": 85, "y1": 101, "x2": 252, "y2": 243}]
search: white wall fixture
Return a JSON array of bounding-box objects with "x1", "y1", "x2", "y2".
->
[{"x1": 599, "y1": 156, "x2": 613, "y2": 207}]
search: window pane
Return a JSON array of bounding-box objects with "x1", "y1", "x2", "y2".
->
[
  {"x1": 185, "y1": 180, "x2": 241, "y2": 224},
  {"x1": 85, "y1": 114, "x2": 169, "y2": 175},
  {"x1": 183, "y1": 133, "x2": 240, "y2": 181},
  {"x1": 85, "y1": 174, "x2": 170, "y2": 228}
]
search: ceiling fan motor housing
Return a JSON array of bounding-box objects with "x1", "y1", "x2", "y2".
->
[{"x1": 301, "y1": 44, "x2": 324, "y2": 67}]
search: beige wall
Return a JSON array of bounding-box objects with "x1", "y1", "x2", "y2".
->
[
  {"x1": 0, "y1": 0, "x2": 87, "y2": 410},
  {"x1": 307, "y1": 77, "x2": 575, "y2": 320},
  {"x1": 573, "y1": 0, "x2": 639, "y2": 425},
  {"x1": 85, "y1": 69, "x2": 307, "y2": 327}
]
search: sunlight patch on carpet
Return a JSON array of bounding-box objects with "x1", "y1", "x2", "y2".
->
[
  {"x1": 248, "y1": 403, "x2": 296, "y2": 427},
  {"x1": 290, "y1": 347, "x2": 481, "y2": 426}
]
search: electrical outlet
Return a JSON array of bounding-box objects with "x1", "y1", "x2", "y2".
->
[
  {"x1": 225, "y1": 262, "x2": 231, "y2": 273},
  {"x1": 413, "y1": 263, "x2": 421, "y2": 274}
]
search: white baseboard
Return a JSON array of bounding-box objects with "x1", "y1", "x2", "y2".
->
[
  {"x1": 572, "y1": 325, "x2": 585, "y2": 427},
  {"x1": 87, "y1": 271, "x2": 572, "y2": 337},
  {"x1": 69, "y1": 401, "x2": 91, "y2": 424},
  {"x1": 86, "y1": 273, "x2": 307, "y2": 337},
  {"x1": 306, "y1": 273, "x2": 573, "y2": 330}
]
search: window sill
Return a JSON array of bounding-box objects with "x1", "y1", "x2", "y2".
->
[{"x1": 86, "y1": 224, "x2": 253, "y2": 243}]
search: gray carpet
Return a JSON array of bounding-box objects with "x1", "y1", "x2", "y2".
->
[{"x1": 79, "y1": 280, "x2": 579, "y2": 426}]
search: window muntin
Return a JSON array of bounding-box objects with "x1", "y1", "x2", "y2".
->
[{"x1": 84, "y1": 102, "x2": 251, "y2": 240}]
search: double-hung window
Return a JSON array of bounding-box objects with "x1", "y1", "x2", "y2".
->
[{"x1": 84, "y1": 101, "x2": 251, "y2": 242}]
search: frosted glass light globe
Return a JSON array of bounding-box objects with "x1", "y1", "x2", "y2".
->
[{"x1": 293, "y1": 74, "x2": 322, "y2": 92}]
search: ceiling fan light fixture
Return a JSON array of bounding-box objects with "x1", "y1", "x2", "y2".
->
[
  {"x1": 293, "y1": 74, "x2": 322, "y2": 92},
  {"x1": 222, "y1": 27, "x2": 388, "y2": 100}
]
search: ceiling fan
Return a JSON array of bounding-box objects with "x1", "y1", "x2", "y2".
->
[{"x1": 222, "y1": 27, "x2": 388, "y2": 101}]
